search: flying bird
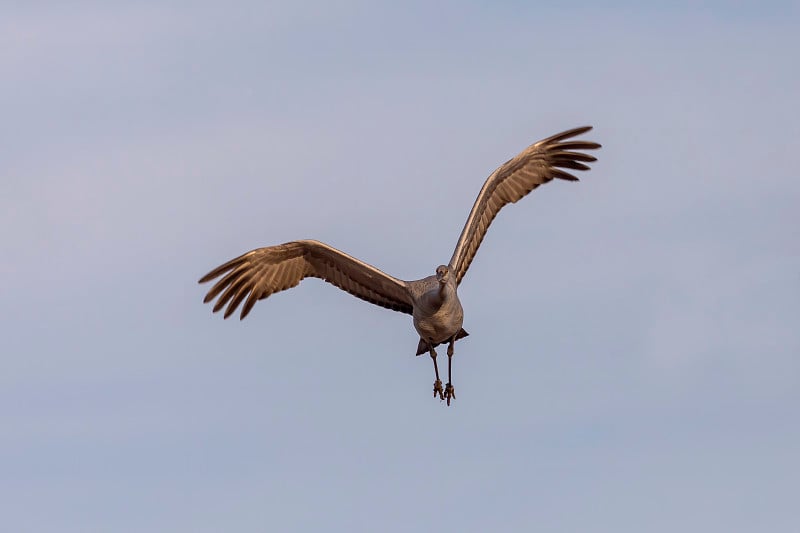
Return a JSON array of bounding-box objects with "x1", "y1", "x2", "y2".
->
[{"x1": 199, "y1": 126, "x2": 600, "y2": 405}]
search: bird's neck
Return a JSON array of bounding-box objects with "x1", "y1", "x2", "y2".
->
[
  {"x1": 438, "y1": 282, "x2": 448, "y2": 299},
  {"x1": 437, "y1": 280, "x2": 457, "y2": 303},
  {"x1": 418, "y1": 281, "x2": 456, "y2": 313}
]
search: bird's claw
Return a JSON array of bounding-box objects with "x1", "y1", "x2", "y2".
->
[
  {"x1": 433, "y1": 379, "x2": 444, "y2": 400},
  {"x1": 444, "y1": 383, "x2": 455, "y2": 406}
]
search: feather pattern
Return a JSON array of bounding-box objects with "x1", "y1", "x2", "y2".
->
[
  {"x1": 199, "y1": 239, "x2": 414, "y2": 319},
  {"x1": 448, "y1": 126, "x2": 601, "y2": 285}
]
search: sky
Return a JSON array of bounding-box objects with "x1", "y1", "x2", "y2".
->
[{"x1": 2, "y1": 1, "x2": 799, "y2": 532}]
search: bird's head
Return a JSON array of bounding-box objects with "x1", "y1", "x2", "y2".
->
[{"x1": 435, "y1": 265, "x2": 450, "y2": 285}]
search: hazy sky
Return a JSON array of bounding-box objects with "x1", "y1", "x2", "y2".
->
[{"x1": 2, "y1": 2, "x2": 798, "y2": 532}]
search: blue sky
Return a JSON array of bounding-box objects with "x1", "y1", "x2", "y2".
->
[{"x1": 2, "y1": 2, "x2": 798, "y2": 532}]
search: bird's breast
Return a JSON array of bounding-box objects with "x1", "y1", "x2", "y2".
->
[{"x1": 412, "y1": 289, "x2": 464, "y2": 344}]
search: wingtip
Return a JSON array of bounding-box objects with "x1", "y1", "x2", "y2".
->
[
  {"x1": 539, "y1": 125, "x2": 595, "y2": 145},
  {"x1": 563, "y1": 125, "x2": 593, "y2": 137},
  {"x1": 551, "y1": 168, "x2": 580, "y2": 181}
]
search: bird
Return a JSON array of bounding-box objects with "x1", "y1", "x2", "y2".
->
[{"x1": 199, "y1": 126, "x2": 600, "y2": 405}]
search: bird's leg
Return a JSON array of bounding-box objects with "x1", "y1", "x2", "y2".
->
[
  {"x1": 429, "y1": 345, "x2": 444, "y2": 400},
  {"x1": 444, "y1": 336, "x2": 456, "y2": 406}
]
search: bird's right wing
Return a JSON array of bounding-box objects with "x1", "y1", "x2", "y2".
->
[
  {"x1": 448, "y1": 126, "x2": 601, "y2": 285},
  {"x1": 199, "y1": 240, "x2": 414, "y2": 319}
]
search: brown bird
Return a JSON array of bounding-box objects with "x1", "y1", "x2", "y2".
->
[{"x1": 199, "y1": 126, "x2": 600, "y2": 405}]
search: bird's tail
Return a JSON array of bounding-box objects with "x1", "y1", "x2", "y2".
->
[{"x1": 415, "y1": 329, "x2": 470, "y2": 355}]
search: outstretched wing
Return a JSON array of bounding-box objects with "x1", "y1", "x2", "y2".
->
[
  {"x1": 199, "y1": 239, "x2": 414, "y2": 319},
  {"x1": 448, "y1": 126, "x2": 601, "y2": 285}
]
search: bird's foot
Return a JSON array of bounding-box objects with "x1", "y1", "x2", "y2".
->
[
  {"x1": 433, "y1": 379, "x2": 444, "y2": 400},
  {"x1": 444, "y1": 383, "x2": 456, "y2": 406}
]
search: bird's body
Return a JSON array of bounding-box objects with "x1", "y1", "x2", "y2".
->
[
  {"x1": 410, "y1": 273, "x2": 464, "y2": 349},
  {"x1": 199, "y1": 126, "x2": 601, "y2": 405}
]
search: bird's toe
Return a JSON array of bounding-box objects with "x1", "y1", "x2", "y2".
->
[
  {"x1": 444, "y1": 383, "x2": 456, "y2": 406},
  {"x1": 433, "y1": 379, "x2": 444, "y2": 400}
]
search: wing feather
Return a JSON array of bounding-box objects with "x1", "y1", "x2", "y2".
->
[
  {"x1": 199, "y1": 240, "x2": 413, "y2": 319},
  {"x1": 448, "y1": 126, "x2": 601, "y2": 284}
]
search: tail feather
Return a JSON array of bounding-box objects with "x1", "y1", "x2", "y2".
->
[{"x1": 415, "y1": 328, "x2": 470, "y2": 355}]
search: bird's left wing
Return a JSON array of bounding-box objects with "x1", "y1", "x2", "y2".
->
[
  {"x1": 199, "y1": 239, "x2": 414, "y2": 319},
  {"x1": 448, "y1": 126, "x2": 601, "y2": 285}
]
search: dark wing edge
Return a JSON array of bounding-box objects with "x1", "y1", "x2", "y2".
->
[
  {"x1": 448, "y1": 126, "x2": 601, "y2": 285},
  {"x1": 198, "y1": 239, "x2": 414, "y2": 319}
]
